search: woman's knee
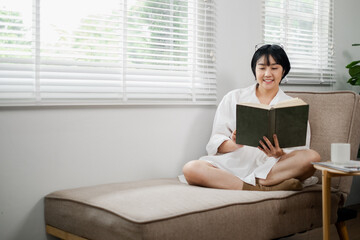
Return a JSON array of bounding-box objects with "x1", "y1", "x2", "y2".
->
[
  {"x1": 306, "y1": 149, "x2": 321, "y2": 163},
  {"x1": 182, "y1": 160, "x2": 207, "y2": 184},
  {"x1": 182, "y1": 160, "x2": 197, "y2": 177},
  {"x1": 300, "y1": 149, "x2": 321, "y2": 175}
]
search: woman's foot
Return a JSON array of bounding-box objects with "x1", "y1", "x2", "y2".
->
[{"x1": 302, "y1": 176, "x2": 319, "y2": 188}]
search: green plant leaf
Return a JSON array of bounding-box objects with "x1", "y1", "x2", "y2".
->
[
  {"x1": 347, "y1": 77, "x2": 360, "y2": 85},
  {"x1": 349, "y1": 65, "x2": 360, "y2": 77},
  {"x1": 346, "y1": 60, "x2": 360, "y2": 68}
]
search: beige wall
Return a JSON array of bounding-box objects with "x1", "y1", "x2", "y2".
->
[{"x1": 0, "y1": 1, "x2": 359, "y2": 239}]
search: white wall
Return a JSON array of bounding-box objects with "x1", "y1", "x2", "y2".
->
[
  {"x1": 333, "y1": 0, "x2": 360, "y2": 94},
  {"x1": 0, "y1": 1, "x2": 360, "y2": 239},
  {"x1": 0, "y1": 106, "x2": 216, "y2": 240},
  {"x1": 333, "y1": 0, "x2": 360, "y2": 206}
]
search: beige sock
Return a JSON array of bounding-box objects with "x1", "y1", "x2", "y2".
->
[{"x1": 242, "y1": 178, "x2": 303, "y2": 191}]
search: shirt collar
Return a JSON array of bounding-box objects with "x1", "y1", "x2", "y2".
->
[{"x1": 252, "y1": 83, "x2": 286, "y2": 106}]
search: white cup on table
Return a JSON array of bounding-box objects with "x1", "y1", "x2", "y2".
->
[{"x1": 331, "y1": 143, "x2": 351, "y2": 164}]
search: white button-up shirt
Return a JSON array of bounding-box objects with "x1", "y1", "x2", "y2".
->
[{"x1": 185, "y1": 83, "x2": 310, "y2": 186}]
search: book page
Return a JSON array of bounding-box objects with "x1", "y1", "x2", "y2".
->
[
  {"x1": 273, "y1": 98, "x2": 308, "y2": 108},
  {"x1": 237, "y1": 102, "x2": 271, "y2": 110},
  {"x1": 238, "y1": 98, "x2": 307, "y2": 110}
]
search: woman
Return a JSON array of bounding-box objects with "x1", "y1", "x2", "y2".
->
[{"x1": 181, "y1": 44, "x2": 321, "y2": 191}]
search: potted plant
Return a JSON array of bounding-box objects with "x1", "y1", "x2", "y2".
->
[
  {"x1": 346, "y1": 43, "x2": 360, "y2": 86},
  {"x1": 345, "y1": 43, "x2": 360, "y2": 159}
]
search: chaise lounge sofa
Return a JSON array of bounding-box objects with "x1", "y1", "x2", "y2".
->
[{"x1": 44, "y1": 91, "x2": 360, "y2": 240}]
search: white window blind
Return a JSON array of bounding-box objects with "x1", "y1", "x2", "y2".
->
[
  {"x1": 262, "y1": 0, "x2": 335, "y2": 84},
  {"x1": 0, "y1": 0, "x2": 217, "y2": 106}
]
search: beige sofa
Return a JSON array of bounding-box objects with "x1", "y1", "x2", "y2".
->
[{"x1": 45, "y1": 91, "x2": 360, "y2": 240}]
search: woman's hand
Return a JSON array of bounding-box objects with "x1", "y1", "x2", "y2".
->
[
  {"x1": 218, "y1": 130, "x2": 243, "y2": 153},
  {"x1": 258, "y1": 134, "x2": 285, "y2": 158},
  {"x1": 230, "y1": 130, "x2": 244, "y2": 148},
  {"x1": 230, "y1": 129, "x2": 238, "y2": 143}
]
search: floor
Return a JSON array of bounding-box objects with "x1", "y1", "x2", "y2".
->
[{"x1": 284, "y1": 204, "x2": 360, "y2": 240}]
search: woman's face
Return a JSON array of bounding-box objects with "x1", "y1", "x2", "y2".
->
[{"x1": 255, "y1": 55, "x2": 284, "y2": 91}]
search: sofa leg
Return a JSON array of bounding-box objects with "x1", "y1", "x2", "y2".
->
[
  {"x1": 46, "y1": 225, "x2": 88, "y2": 240},
  {"x1": 335, "y1": 221, "x2": 349, "y2": 240}
]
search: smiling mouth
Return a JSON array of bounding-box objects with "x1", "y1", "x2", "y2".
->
[{"x1": 264, "y1": 79, "x2": 273, "y2": 83}]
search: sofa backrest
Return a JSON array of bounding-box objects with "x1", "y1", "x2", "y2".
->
[{"x1": 286, "y1": 91, "x2": 360, "y2": 196}]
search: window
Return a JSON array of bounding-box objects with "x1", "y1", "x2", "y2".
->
[
  {"x1": 0, "y1": 0, "x2": 217, "y2": 106},
  {"x1": 262, "y1": 0, "x2": 335, "y2": 84}
]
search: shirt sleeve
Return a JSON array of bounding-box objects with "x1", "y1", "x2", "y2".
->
[{"x1": 206, "y1": 93, "x2": 235, "y2": 155}]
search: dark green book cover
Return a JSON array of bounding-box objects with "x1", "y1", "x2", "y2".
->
[{"x1": 236, "y1": 99, "x2": 309, "y2": 148}]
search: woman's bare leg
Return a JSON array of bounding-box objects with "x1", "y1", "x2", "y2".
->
[
  {"x1": 258, "y1": 149, "x2": 321, "y2": 186},
  {"x1": 183, "y1": 149, "x2": 320, "y2": 190},
  {"x1": 182, "y1": 160, "x2": 244, "y2": 190}
]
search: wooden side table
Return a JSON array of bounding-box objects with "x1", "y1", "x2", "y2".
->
[{"x1": 313, "y1": 164, "x2": 360, "y2": 240}]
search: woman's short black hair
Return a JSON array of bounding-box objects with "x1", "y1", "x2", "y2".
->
[{"x1": 251, "y1": 44, "x2": 291, "y2": 81}]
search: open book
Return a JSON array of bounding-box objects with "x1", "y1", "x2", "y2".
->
[{"x1": 236, "y1": 98, "x2": 309, "y2": 148}]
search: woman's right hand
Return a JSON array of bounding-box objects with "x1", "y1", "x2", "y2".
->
[
  {"x1": 258, "y1": 134, "x2": 285, "y2": 158},
  {"x1": 218, "y1": 130, "x2": 243, "y2": 153}
]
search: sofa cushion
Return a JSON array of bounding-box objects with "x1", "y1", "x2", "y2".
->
[
  {"x1": 45, "y1": 178, "x2": 341, "y2": 240},
  {"x1": 286, "y1": 91, "x2": 356, "y2": 162},
  {"x1": 286, "y1": 91, "x2": 360, "y2": 194}
]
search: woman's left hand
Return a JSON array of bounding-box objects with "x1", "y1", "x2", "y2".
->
[{"x1": 258, "y1": 134, "x2": 285, "y2": 158}]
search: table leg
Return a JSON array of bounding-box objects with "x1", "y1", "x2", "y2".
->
[{"x1": 322, "y1": 170, "x2": 331, "y2": 240}]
